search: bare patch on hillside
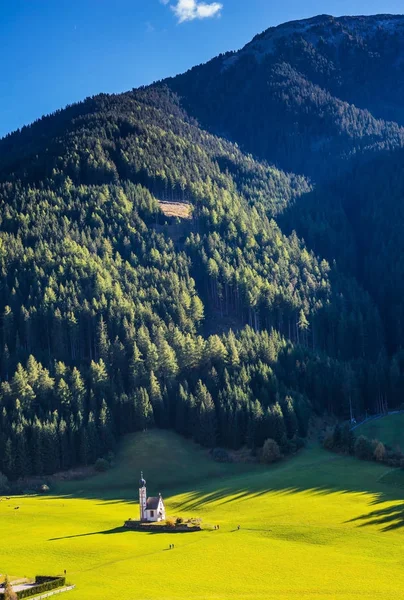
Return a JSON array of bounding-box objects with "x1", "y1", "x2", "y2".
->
[{"x1": 159, "y1": 201, "x2": 191, "y2": 219}]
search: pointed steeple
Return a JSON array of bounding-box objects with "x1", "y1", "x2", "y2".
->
[{"x1": 139, "y1": 471, "x2": 147, "y2": 522}]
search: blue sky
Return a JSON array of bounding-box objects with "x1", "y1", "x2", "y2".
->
[{"x1": 1, "y1": 0, "x2": 404, "y2": 138}]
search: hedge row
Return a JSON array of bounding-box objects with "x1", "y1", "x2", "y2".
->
[{"x1": 16, "y1": 576, "x2": 66, "y2": 599}]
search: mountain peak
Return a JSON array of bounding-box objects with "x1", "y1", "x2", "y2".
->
[
  {"x1": 251, "y1": 13, "x2": 404, "y2": 42},
  {"x1": 225, "y1": 13, "x2": 404, "y2": 67}
]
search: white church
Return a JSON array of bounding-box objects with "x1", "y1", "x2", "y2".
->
[{"x1": 139, "y1": 472, "x2": 166, "y2": 522}]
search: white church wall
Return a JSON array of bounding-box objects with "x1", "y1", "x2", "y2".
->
[{"x1": 145, "y1": 500, "x2": 166, "y2": 522}]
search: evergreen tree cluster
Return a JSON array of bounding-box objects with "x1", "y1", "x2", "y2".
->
[{"x1": 0, "y1": 325, "x2": 316, "y2": 480}]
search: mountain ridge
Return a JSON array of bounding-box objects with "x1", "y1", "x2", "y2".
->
[{"x1": 217, "y1": 14, "x2": 404, "y2": 71}]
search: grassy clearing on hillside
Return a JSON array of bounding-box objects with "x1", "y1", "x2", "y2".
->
[
  {"x1": 159, "y1": 201, "x2": 191, "y2": 219},
  {"x1": 356, "y1": 413, "x2": 404, "y2": 450},
  {"x1": 2, "y1": 431, "x2": 404, "y2": 599}
]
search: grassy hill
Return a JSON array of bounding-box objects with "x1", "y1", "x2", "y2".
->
[
  {"x1": 355, "y1": 414, "x2": 404, "y2": 452},
  {"x1": 2, "y1": 431, "x2": 404, "y2": 599}
]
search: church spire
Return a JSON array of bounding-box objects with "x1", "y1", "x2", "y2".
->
[{"x1": 139, "y1": 471, "x2": 147, "y2": 522}]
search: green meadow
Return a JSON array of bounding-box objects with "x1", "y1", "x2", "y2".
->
[
  {"x1": 356, "y1": 413, "x2": 404, "y2": 450},
  {"x1": 3, "y1": 430, "x2": 404, "y2": 599}
]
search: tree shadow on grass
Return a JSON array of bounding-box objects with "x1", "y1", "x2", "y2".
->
[
  {"x1": 39, "y1": 445, "x2": 404, "y2": 536},
  {"x1": 345, "y1": 502, "x2": 404, "y2": 531},
  {"x1": 49, "y1": 526, "x2": 130, "y2": 541},
  {"x1": 171, "y1": 484, "x2": 375, "y2": 513},
  {"x1": 49, "y1": 526, "x2": 200, "y2": 541}
]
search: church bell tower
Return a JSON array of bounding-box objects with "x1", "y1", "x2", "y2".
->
[{"x1": 139, "y1": 472, "x2": 147, "y2": 522}]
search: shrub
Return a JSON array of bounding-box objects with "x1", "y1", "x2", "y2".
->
[
  {"x1": 354, "y1": 435, "x2": 373, "y2": 460},
  {"x1": 340, "y1": 424, "x2": 355, "y2": 454},
  {"x1": 176, "y1": 517, "x2": 184, "y2": 525},
  {"x1": 105, "y1": 451, "x2": 115, "y2": 465},
  {"x1": 4, "y1": 576, "x2": 17, "y2": 600},
  {"x1": 262, "y1": 438, "x2": 281, "y2": 464},
  {"x1": 94, "y1": 458, "x2": 110, "y2": 472},
  {"x1": 322, "y1": 430, "x2": 335, "y2": 450},
  {"x1": 374, "y1": 441, "x2": 387, "y2": 462},
  {"x1": 286, "y1": 435, "x2": 305, "y2": 453},
  {"x1": 294, "y1": 436, "x2": 305, "y2": 450},
  {"x1": 387, "y1": 448, "x2": 404, "y2": 462},
  {"x1": 211, "y1": 448, "x2": 232, "y2": 463},
  {"x1": 323, "y1": 424, "x2": 355, "y2": 454},
  {"x1": 332, "y1": 424, "x2": 342, "y2": 448},
  {"x1": 0, "y1": 472, "x2": 9, "y2": 494},
  {"x1": 165, "y1": 517, "x2": 175, "y2": 528}
]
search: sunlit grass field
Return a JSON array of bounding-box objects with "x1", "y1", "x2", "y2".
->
[{"x1": 2, "y1": 430, "x2": 404, "y2": 599}]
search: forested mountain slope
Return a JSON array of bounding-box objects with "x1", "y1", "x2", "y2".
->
[
  {"x1": 282, "y1": 146, "x2": 404, "y2": 356},
  {"x1": 160, "y1": 14, "x2": 404, "y2": 413},
  {"x1": 164, "y1": 14, "x2": 404, "y2": 178},
  {"x1": 164, "y1": 13, "x2": 404, "y2": 362},
  {"x1": 2, "y1": 17, "x2": 404, "y2": 480}
]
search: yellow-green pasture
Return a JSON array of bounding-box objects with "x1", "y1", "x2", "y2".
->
[{"x1": 2, "y1": 431, "x2": 404, "y2": 599}]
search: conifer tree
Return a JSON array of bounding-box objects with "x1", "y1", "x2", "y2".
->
[
  {"x1": 4, "y1": 576, "x2": 17, "y2": 600},
  {"x1": 195, "y1": 381, "x2": 217, "y2": 447},
  {"x1": 149, "y1": 372, "x2": 165, "y2": 426}
]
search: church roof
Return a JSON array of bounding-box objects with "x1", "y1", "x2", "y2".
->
[{"x1": 146, "y1": 496, "x2": 163, "y2": 510}]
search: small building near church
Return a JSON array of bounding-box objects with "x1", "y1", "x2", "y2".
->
[{"x1": 139, "y1": 472, "x2": 166, "y2": 522}]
